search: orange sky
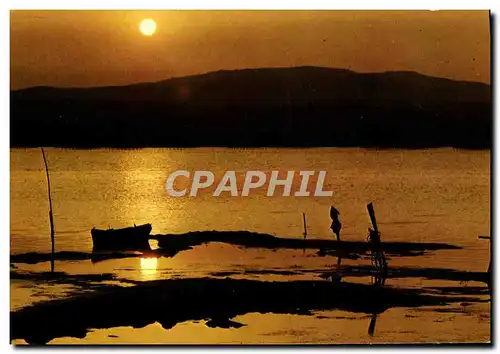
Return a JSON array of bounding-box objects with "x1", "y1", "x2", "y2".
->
[{"x1": 10, "y1": 10, "x2": 491, "y2": 89}]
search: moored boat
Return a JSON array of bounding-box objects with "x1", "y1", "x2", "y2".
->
[{"x1": 91, "y1": 223, "x2": 152, "y2": 251}]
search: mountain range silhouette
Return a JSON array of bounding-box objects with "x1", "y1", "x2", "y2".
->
[{"x1": 11, "y1": 66, "x2": 491, "y2": 148}]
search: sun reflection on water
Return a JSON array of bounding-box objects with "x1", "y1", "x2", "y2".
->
[{"x1": 140, "y1": 257, "x2": 158, "y2": 280}]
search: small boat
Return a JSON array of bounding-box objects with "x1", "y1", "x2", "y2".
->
[{"x1": 91, "y1": 223, "x2": 152, "y2": 251}]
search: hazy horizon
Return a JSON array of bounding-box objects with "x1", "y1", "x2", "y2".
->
[
  {"x1": 11, "y1": 65, "x2": 492, "y2": 91},
  {"x1": 11, "y1": 10, "x2": 490, "y2": 90}
]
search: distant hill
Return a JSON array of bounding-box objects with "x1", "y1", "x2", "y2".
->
[{"x1": 10, "y1": 66, "x2": 491, "y2": 148}]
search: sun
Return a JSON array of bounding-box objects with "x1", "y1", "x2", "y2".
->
[{"x1": 139, "y1": 19, "x2": 156, "y2": 36}]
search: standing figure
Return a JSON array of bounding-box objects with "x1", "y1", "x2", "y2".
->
[{"x1": 330, "y1": 206, "x2": 342, "y2": 241}]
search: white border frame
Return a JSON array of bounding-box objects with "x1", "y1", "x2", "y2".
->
[{"x1": 2, "y1": 1, "x2": 497, "y2": 353}]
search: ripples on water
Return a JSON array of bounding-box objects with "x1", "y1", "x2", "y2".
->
[
  {"x1": 10, "y1": 148, "x2": 490, "y2": 267},
  {"x1": 10, "y1": 148, "x2": 491, "y2": 344}
]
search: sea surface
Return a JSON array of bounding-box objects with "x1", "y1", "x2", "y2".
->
[{"x1": 10, "y1": 148, "x2": 491, "y2": 344}]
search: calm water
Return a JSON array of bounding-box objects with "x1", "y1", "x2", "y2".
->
[
  {"x1": 11, "y1": 148, "x2": 490, "y2": 260},
  {"x1": 10, "y1": 148, "x2": 491, "y2": 344}
]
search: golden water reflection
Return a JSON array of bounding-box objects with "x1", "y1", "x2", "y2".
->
[{"x1": 140, "y1": 257, "x2": 158, "y2": 280}]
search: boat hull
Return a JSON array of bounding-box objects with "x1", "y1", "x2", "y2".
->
[{"x1": 91, "y1": 224, "x2": 152, "y2": 251}]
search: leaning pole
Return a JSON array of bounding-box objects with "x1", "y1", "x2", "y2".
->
[{"x1": 41, "y1": 148, "x2": 55, "y2": 273}]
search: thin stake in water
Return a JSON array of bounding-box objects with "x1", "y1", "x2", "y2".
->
[
  {"x1": 301, "y1": 212, "x2": 308, "y2": 255},
  {"x1": 41, "y1": 148, "x2": 55, "y2": 273},
  {"x1": 367, "y1": 202, "x2": 387, "y2": 282},
  {"x1": 302, "y1": 212, "x2": 307, "y2": 240}
]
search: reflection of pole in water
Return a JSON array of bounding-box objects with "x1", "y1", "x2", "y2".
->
[
  {"x1": 368, "y1": 313, "x2": 377, "y2": 336},
  {"x1": 373, "y1": 272, "x2": 387, "y2": 286},
  {"x1": 326, "y1": 253, "x2": 343, "y2": 282},
  {"x1": 331, "y1": 254, "x2": 343, "y2": 282}
]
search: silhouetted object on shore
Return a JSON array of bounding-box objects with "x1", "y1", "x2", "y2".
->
[
  {"x1": 151, "y1": 230, "x2": 460, "y2": 259},
  {"x1": 9, "y1": 230, "x2": 463, "y2": 265},
  {"x1": 367, "y1": 203, "x2": 388, "y2": 281},
  {"x1": 41, "y1": 148, "x2": 55, "y2": 273},
  {"x1": 330, "y1": 206, "x2": 342, "y2": 241},
  {"x1": 91, "y1": 223, "x2": 152, "y2": 251}
]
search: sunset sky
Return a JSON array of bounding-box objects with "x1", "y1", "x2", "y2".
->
[{"x1": 10, "y1": 10, "x2": 490, "y2": 89}]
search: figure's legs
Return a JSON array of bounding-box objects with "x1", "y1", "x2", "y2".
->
[{"x1": 332, "y1": 220, "x2": 341, "y2": 241}]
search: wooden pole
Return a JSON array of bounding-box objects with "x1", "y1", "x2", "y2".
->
[
  {"x1": 41, "y1": 148, "x2": 55, "y2": 273},
  {"x1": 367, "y1": 202, "x2": 378, "y2": 233},
  {"x1": 302, "y1": 212, "x2": 307, "y2": 240},
  {"x1": 367, "y1": 202, "x2": 387, "y2": 279}
]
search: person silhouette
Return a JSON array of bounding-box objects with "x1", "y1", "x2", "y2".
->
[{"x1": 330, "y1": 206, "x2": 341, "y2": 241}]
